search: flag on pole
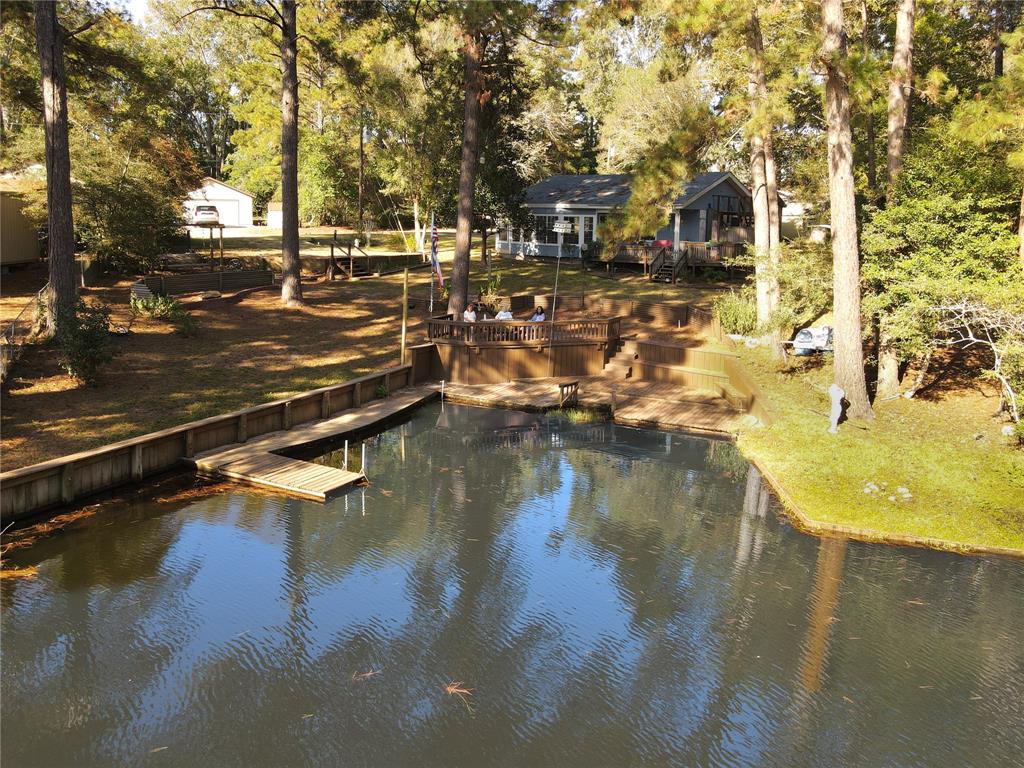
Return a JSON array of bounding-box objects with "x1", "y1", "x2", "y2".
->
[{"x1": 430, "y1": 214, "x2": 443, "y2": 288}]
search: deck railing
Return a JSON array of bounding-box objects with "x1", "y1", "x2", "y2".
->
[{"x1": 428, "y1": 315, "x2": 621, "y2": 345}]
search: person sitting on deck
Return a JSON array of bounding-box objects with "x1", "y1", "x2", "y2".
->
[
  {"x1": 495, "y1": 307, "x2": 514, "y2": 321},
  {"x1": 463, "y1": 304, "x2": 477, "y2": 323},
  {"x1": 530, "y1": 307, "x2": 546, "y2": 322}
]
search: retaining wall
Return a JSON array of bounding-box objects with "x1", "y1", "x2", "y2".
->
[{"x1": 0, "y1": 362, "x2": 435, "y2": 524}]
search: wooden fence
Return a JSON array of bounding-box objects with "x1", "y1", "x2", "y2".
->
[{"x1": 0, "y1": 363, "x2": 435, "y2": 524}]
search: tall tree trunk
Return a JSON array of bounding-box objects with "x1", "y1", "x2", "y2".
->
[
  {"x1": 748, "y1": 9, "x2": 779, "y2": 350},
  {"x1": 749, "y1": 129, "x2": 771, "y2": 329},
  {"x1": 861, "y1": 0, "x2": 877, "y2": 192},
  {"x1": 357, "y1": 114, "x2": 364, "y2": 232},
  {"x1": 447, "y1": 31, "x2": 485, "y2": 317},
  {"x1": 821, "y1": 0, "x2": 874, "y2": 419},
  {"x1": 993, "y1": 1, "x2": 1004, "y2": 78},
  {"x1": 279, "y1": 0, "x2": 302, "y2": 305},
  {"x1": 480, "y1": 222, "x2": 490, "y2": 282},
  {"x1": 876, "y1": 0, "x2": 915, "y2": 397},
  {"x1": 1018, "y1": 185, "x2": 1024, "y2": 271},
  {"x1": 413, "y1": 196, "x2": 423, "y2": 253},
  {"x1": 885, "y1": 0, "x2": 915, "y2": 204},
  {"x1": 764, "y1": 133, "x2": 784, "y2": 354},
  {"x1": 34, "y1": 1, "x2": 77, "y2": 336}
]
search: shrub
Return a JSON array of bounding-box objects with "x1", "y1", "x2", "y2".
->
[
  {"x1": 714, "y1": 290, "x2": 758, "y2": 336},
  {"x1": 130, "y1": 295, "x2": 200, "y2": 336},
  {"x1": 131, "y1": 295, "x2": 181, "y2": 319},
  {"x1": 476, "y1": 273, "x2": 504, "y2": 315},
  {"x1": 375, "y1": 383, "x2": 389, "y2": 399},
  {"x1": 57, "y1": 300, "x2": 115, "y2": 382}
]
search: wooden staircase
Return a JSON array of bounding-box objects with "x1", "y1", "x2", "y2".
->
[
  {"x1": 651, "y1": 257, "x2": 675, "y2": 283},
  {"x1": 602, "y1": 338, "x2": 638, "y2": 379}
]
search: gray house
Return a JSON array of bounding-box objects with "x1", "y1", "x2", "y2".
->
[{"x1": 497, "y1": 171, "x2": 756, "y2": 261}]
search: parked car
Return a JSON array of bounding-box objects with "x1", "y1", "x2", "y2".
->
[
  {"x1": 192, "y1": 205, "x2": 220, "y2": 225},
  {"x1": 790, "y1": 326, "x2": 833, "y2": 356}
]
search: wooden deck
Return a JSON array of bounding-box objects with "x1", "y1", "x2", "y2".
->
[
  {"x1": 192, "y1": 386, "x2": 438, "y2": 500},
  {"x1": 443, "y1": 377, "x2": 753, "y2": 435}
]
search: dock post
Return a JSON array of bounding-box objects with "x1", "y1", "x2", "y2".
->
[
  {"x1": 361, "y1": 442, "x2": 366, "y2": 474},
  {"x1": 343, "y1": 440, "x2": 349, "y2": 471},
  {"x1": 60, "y1": 463, "x2": 75, "y2": 504},
  {"x1": 131, "y1": 444, "x2": 144, "y2": 480}
]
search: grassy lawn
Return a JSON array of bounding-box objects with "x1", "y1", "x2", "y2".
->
[{"x1": 736, "y1": 348, "x2": 1024, "y2": 553}]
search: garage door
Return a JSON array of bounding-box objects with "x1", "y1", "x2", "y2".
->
[{"x1": 207, "y1": 199, "x2": 240, "y2": 227}]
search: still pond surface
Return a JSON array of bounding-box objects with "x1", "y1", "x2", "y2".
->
[{"x1": 2, "y1": 403, "x2": 1023, "y2": 767}]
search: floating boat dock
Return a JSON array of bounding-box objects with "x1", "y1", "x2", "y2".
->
[{"x1": 191, "y1": 385, "x2": 437, "y2": 500}]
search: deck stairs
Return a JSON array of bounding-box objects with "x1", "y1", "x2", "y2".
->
[
  {"x1": 603, "y1": 337, "x2": 752, "y2": 414},
  {"x1": 651, "y1": 258, "x2": 675, "y2": 283},
  {"x1": 602, "y1": 338, "x2": 638, "y2": 379}
]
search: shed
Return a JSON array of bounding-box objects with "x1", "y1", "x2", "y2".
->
[
  {"x1": 0, "y1": 182, "x2": 42, "y2": 267},
  {"x1": 184, "y1": 177, "x2": 253, "y2": 228},
  {"x1": 266, "y1": 201, "x2": 282, "y2": 229}
]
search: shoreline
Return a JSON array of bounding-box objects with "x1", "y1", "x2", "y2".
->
[{"x1": 744, "y1": 452, "x2": 1024, "y2": 560}]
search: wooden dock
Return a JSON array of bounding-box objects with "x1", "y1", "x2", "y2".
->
[
  {"x1": 443, "y1": 377, "x2": 753, "y2": 435},
  {"x1": 192, "y1": 386, "x2": 437, "y2": 500}
]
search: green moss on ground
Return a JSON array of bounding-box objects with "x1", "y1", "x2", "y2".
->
[{"x1": 735, "y1": 348, "x2": 1024, "y2": 553}]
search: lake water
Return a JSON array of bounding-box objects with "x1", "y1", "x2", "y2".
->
[{"x1": 2, "y1": 403, "x2": 1022, "y2": 767}]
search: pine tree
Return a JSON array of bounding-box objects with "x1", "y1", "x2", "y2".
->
[{"x1": 820, "y1": 0, "x2": 874, "y2": 419}]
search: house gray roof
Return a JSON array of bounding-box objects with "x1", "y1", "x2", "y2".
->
[{"x1": 523, "y1": 171, "x2": 747, "y2": 209}]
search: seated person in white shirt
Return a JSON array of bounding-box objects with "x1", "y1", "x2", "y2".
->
[
  {"x1": 463, "y1": 303, "x2": 477, "y2": 322},
  {"x1": 530, "y1": 306, "x2": 546, "y2": 322},
  {"x1": 495, "y1": 307, "x2": 514, "y2": 321}
]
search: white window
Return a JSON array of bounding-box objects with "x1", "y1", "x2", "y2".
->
[{"x1": 533, "y1": 215, "x2": 559, "y2": 245}]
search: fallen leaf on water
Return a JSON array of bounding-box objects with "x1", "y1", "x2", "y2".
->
[
  {"x1": 906, "y1": 599, "x2": 927, "y2": 606},
  {"x1": 842, "y1": 696, "x2": 855, "y2": 705},
  {"x1": 379, "y1": 489, "x2": 394, "y2": 497},
  {"x1": 0, "y1": 567, "x2": 38, "y2": 580},
  {"x1": 149, "y1": 747, "x2": 168, "y2": 753},
  {"x1": 352, "y1": 669, "x2": 382, "y2": 682},
  {"x1": 302, "y1": 713, "x2": 314, "y2": 719},
  {"x1": 445, "y1": 681, "x2": 474, "y2": 713}
]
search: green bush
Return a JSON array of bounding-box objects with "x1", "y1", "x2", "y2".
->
[
  {"x1": 375, "y1": 384, "x2": 389, "y2": 399},
  {"x1": 130, "y1": 295, "x2": 200, "y2": 336},
  {"x1": 57, "y1": 300, "x2": 115, "y2": 382},
  {"x1": 130, "y1": 295, "x2": 181, "y2": 319},
  {"x1": 714, "y1": 290, "x2": 758, "y2": 336}
]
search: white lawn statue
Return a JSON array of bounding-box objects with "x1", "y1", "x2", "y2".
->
[{"x1": 828, "y1": 383, "x2": 845, "y2": 434}]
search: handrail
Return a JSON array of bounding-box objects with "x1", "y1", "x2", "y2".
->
[
  {"x1": 672, "y1": 248, "x2": 689, "y2": 284},
  {"x1": 648, "y1": 247, "x2": 670, "y2": 280},
  {"x1": 427, "y1": 316, "x2": 621, "y2": 345}
]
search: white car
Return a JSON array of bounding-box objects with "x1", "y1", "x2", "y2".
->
[
  {"x1": 192, "y1": 205, "x2": 220, "y2": 225},
  {"x1": 791, "y1": 326, "x2": 833, "y2": 356}
]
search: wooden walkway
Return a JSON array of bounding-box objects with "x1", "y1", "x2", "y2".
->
[
  {"x1": 192, "y1": 386, "x2": 437, "y2": 500},
  {"x1": 443, "y1": 377, "x2": 753, "y2": 435}
]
